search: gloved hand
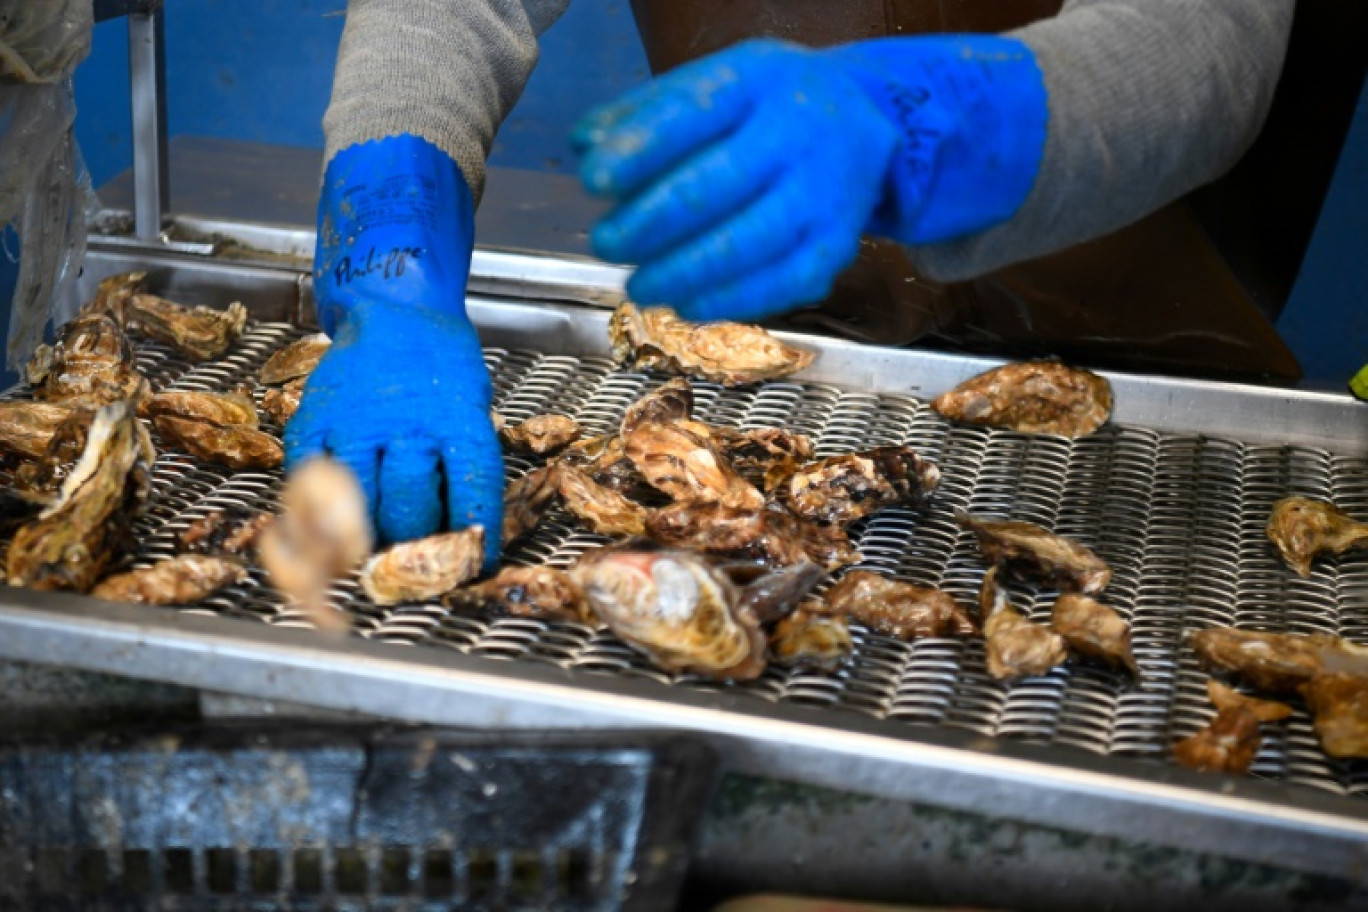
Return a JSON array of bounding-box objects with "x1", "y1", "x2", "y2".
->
[
  {"x1": 286, "y1": 134, "x2": 503, "y2": 567},
  {"x1": 571, "y1": 36, "x2": 1048, "y2": 324}
]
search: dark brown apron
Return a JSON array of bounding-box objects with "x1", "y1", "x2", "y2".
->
[{"x1": 627, "y1": 0, "x2": 1368, "y2": 380}]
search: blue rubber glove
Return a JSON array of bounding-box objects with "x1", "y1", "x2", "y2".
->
[
  {"x1": 571, "y1": 36, "x2": 1048, "y2": 323},
  {"x1": 287, "y1": 134, "x2": 503, "y2": 567}
]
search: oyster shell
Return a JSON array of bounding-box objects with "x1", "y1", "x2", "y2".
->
[
  {"x1": 957, "y1": 512, "x2": 1111, "y2": 594},
  {"x1": 261, "y1": 377, "x2": 305, "y2": 426},
  {"x1": 0, "y1": 400, "x2": 73, "y2": 459},
  {"x1": 126, "y1": 294, "x2": 248, "y2": 362},
  {"x1": 980, "y1": 567, "x2": 1069, "y2": 680},
  {"x1": 625, "y1": 420, "x2": 763, "y2": 510},
  {"x1": 177, "y1": 505, "x2": 271, "y2": 557},
  {"x1": 571, "y1": 547, "x2": 767, "y2": 679},
  {"x1": 620, "y1": 378, "x2": 693, "y2": 438},
  {"x1": 6, "y1": 401, "x2": 153, "y2": 591},
  {"x1": 1051, "y1": 593, "x2": 1138, "y2": 676},
  {"x1": 153, "y1": 415, "x2": 283, "y2": 470},
  {"x1": 29, "y1": 313, "x2": 149, "y2": 407},
  {"x1": 823, "y1": 570, "x2": 976, "y2": 641},
  {"x1": 558, "y1": 466, "x2": 649, "y2": 537},
  {"x1": 260, "y1": 332, "x2": 330, "y2": 385},
  {"x1": 645, "y1": 502, "x2": 859, "y2": 571},
  {"x1": 499, "y1": 414, "x2": 582, "y2": 456},
  {"x1": 779, "y1": 446, "x2": 940, "y2": 526},
  {"x1": 91, "y1": 555, "x2": 249, "y2": 606},
  {"x1": 1189, "y1": 627, "x2": 1368, "y2": 692},
  {"x1": 144, "y1": 390, "x2": 258, "y2": 428},
  {"x1": 609, "y1": 302, "x2": 815, "y2": 386},
  {"x1": 503, "y1": 465, "x2": 563, "y2": 543},
  {"x1": 1266, "y1": 496, "x2": 1368, "y2": 578},
  {"x1": 444, "y1": 565, "x2": 592, "y2": 623},
  {"x1": 932, "y1": 361, "x2": 1113, "y2": 438},
  {"x1": 769, "y1": 609, "x2": 853, "y2": 672},
  {"x1": 1300, "y1": 673, "x2": 1368, "y2": 759},
  {"x1": 85, "y1": 271, "x2": 146, "y2": 322},
  {"x1": 360, "y1": 527, "x2": 485, "y2": 605},
  {"x1": 1173, "y1": 680, "x2": 1292, "y2": 775}
]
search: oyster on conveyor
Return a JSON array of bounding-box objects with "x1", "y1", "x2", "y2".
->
[
  {"x1": 571, "y1": 547, "x2": 767, "y2": 680},
  {"x1": 1051, "y1": 593, "x2": 1138, "y2": 676},
  {"x1": 932, "y1": 360, "x2": 1113, "y2": 438},
  {"x1": 126, "y1": 294, "x2": 248, "y2": 362},
  {"x1": 444, "y1": 565, "x2": 592, "y2": 623},
  {"x1": 91, "y1": 555, "x2": 249, "y2": 606},
  {"x1": 646, "y1": 501, "x2": 860, "y2": 571},
  {"x1": 503, "y1": 465, "x2": 563, "y2": 543},
  {"x1": 980, "y1": 567, "x2": 1069, "y2": 680},
  {"x1": 6, "y1": 401, "x2": 153, "y2": 592},
  {"x1": 779, "y1": 446, "x2": 940, "y2": 526},
  {"x1": 0, "y1": 400, "x2": 73, "y2": 459},
  {"x1": 1300, "y1": 673, "x2": 1368, "y2": 759},
  {"x1": 620, "y1": 378, "x2": 693, "y2": 438},
  {"x1": 153, "y1": 416, "x2": 283, "y2": 470},
  {"x1": 259, "y1": 332, "x2": 330, "y2": 385},
  {"x1": 769, "y1": 608, "x2": 854, "y2": 672},
  {"x1": 1189, "y1": 627, "x2": 1368, "y2": 692},
  {"x1": 143, "y1": 390, "x2": 259, "y2": 428},
  {"x1": 177, "y1": 505, "x2": 271, "y2": 557},
  {"x1": 360, "y1": 527, "x2": 485, "y2": 606},
  {"x1": 957, "y1": 512, "x2": 1111, "y2": 595},
  {"x1": 85, "y1": 271, "x2": 146, "y2": 322},
  {"x1": 28, "y1": 313, "x2": 149, "y2": 407},
  {"x1": 498, "y1": 413, "x2": 582, "y2": 456},
  {"x1": 609, "y1": 302, "x2": 815, "y2": 386},
  {"x1": 1266, "y1": 496, "x2": 1368, "y2": 578},
  {"x1": 261, "y1": 377, "x2": 305, "y2": 426},
  {"x1": 1173, "y1": 680, "x2": 1292, "y2": 775},
  {"x1": 558, "y1": 466, "x2": 649, "y2": 537},
  {"x1": 822, "y1": 569, "x2": 976, "y2": 641},
  {"x1": 625, "y1": 420, "x2": 764, "y2": 510}
]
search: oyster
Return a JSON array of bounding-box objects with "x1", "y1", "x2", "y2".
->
[
  {"x1": 91, "y1": 555, "x2": 248, "y2": 606},
  {"x1": 6, "y1": 401, "x2": 152, "y2": 592},
  {"x1": 1051, "y1": 593, "x2": 1138, "y2": 676},
  {"x1": 1173, "y1": 680, "x2": 1292, "y2": 775},
  {"x1": 11, "y1": 407, "x2": 98, "y2": 497},
  {"x1": 0, "y1": 400, "x2": 73, "y2": 459},
  {"x1": 1300, "y1": 673, "x2": 1368, "y2": 759},
  {"x1": 85, "y1": 271, "x2": 146, "y2": 322},
  {"x1": 1190, "y1": 627, "x2": 1368, "y2": 692},
  {"x1": 261, "y1": 378, "x2": 305, "y2": 426},
  {"x1": 503, "y1": 465, "x2": 563, "y2": 543},
  {"x1": 932, "y1": 360, "x2": 1113, "y2": 438},
  {"x1": 779, "y1": 446, "x2": 940, "y2": 526},
  {"x1": 499, "y1": 414, "x2": 582, "y2": 456},
  {"x1": 625, "y1": 420, "x2": 763, "y2": 510},
  {"x1": 823, "y1": 570, "x2": 976, "y2": 641},
  {"x1": 609, "y1": 302, "x2": 815, "y2": 386},
  {"x1": 144, "y1": 390, "x2": 258, "y2": 428},
  {"x1": 1266, "y1": 496, "x2": 1368, "y2": 578},
  {"x1": 646, "y1": 502, "x2": 859, "y2": 570},
  {"x1": 558, "y1": 466, "x2": 649, "y2": 537},
  {"x1": 126, "y1": 294, "x2": 248, "y2": 362},
  {"x1": 360, "y1": 527, "x2": 485, "y2": 605},
  {"x1": 620, "y1": 378, "x2": 693, "y2": 438},
  {"x1": 153, "y1": 415, "x2": 283, "y2": 470},
  {"x1": 260, "y1": 332, "x2": 330, "y2": 385},
  {"x1": 29, "y1": 313, "x2": 148, "y2": 407},
  {"x1": 957, "y1": 512, "x2": 1111, "y2": 595},
  {"x1": 177, "y1": 505, "x2": 271, "y2": 557},
  {"x1": 571, "y1": 548, "x2": 767, "y2": 679},
  {"x1": 770, "y1": 609, "x2": 854, "y2": 672},
  {"x1": 980, "y1": 567, "x2": 1069, "y2": 680},
  {"x1": 444, "y1": 565, "x2": 592, "y2": 623}
]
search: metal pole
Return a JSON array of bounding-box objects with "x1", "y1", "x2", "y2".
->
[{"x1": 128, "y1": 6, "x2": 169, "y2": 242}]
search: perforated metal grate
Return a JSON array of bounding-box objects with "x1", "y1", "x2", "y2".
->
[{"x1": 9, "y1": 321, "x2": 1368, "y2": 797}]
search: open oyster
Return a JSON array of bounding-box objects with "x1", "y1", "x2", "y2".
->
[
  {"x1": 980, "y1": 567, "x2": 1069, "y2": 680},
  {"x1": 779, "y1": 446, "x2": 940, "y2": 526},
  {"x1": 91, "y1": 555, "x2": 249, "y2": 606},
  {"x1": 958, "y1": 512, "x2": 1111, "y2": 594},
  {"x1": 360, "y1": 527, "x2": 484, "y2": 605},
  {"x1": 126, "y1": 294, "x2": 248, "y2": 362},
  {"x1": 177, "y1": 505, "x2": 271, "y2": 557},
  {"x1": 625, "y1": 420, "x2": 763, "y2": 510},
  {"x1": 823, "y1": 570, "x2": 976, "y2": 641},
  {"x1": 1051, "y1": 593, "x2": 1138, "y2": 676},
  {"x1": 571, "y1": 547, "x2": 767, "y2": 680},
  {"x1": 620, "y1": 378, "x2": 694, "y2": 438},
  {"x1": 558, "y1": 466, "x2": 649, "y2": 537},
  {"x1": 261, "y1": 377, "x2": 305, "y2": 426},
  {"x1": 153, "y1": 416, "x2": 283, "y2": 470},
  {"x1": 7, "y1": 401, "x2": 153, "y2": 592},
  {"x1": 503, "y1": 465, "x2": 563, "y2": 543},
  {"x1": 499, "y1": 413, "x2": 582, "y2": 456},
  {"x1": 932, "y1": 361, "x2": 1113, "y2": 438},
  {"x1": 444, "y1": 565, "x2": 592, "y2": 623},
  {"x1": 1266, "y1": 496, "x2": 1368, "y2": 578},
  {"x1": 646, "y1": 502, "x2": 859, "y2": 570},
  {"x1": 1300, "y1": 673, "x2": 1368, "y2": 759},
  {"x1": 769, "y1": 609, "x2": 854, "y2": 672},
  {"x1": 0, "y1": 400, "x2": 73, "y2": 459},
  {"x1": 260, "y1": 333, "x2": 330, "y2": 385},
  {"x1": 86, "y1": 271, "x2": 146, "y2": 322},
  {"x1": 1173, "y1": 680, "x2": 1292, "y2": 775},
  {"x1": 609, "y1": 302, "x2": 815, "y2": 386},
  {"x1": 144, "y1": 390, "x2": 258, "y2": 428},
  {"x1": 29, "y1": 313, "x2": 148, "y2": 407},
  {"x1": 1190, "y1": 627, "x2": 1368, "y2": 692}
]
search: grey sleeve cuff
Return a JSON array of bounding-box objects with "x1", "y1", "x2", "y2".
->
[
  {"x1": 907, "y1": 0, "x2": 1295, "y2": 282},
  {"x1": 322, "y1": 0, "x2": 571, "y2": 201}
]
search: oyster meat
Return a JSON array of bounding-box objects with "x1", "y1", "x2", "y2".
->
[
  {"x1": 260, "y1": 333, "x2": 330, "y2": 385},
  {"x1": 261, "y1": 378, "x2": 305, "y2": 426},
  {"x1": 646, "y1": 501, "x2": 859, "y2": 570},
  {"x1": 823, "y1": 570, "x2": 976, "y2": 641},
  {"x1": 558, "y1": 466, "x2": 649, "y2": 537},
  {"x1": 153, "y1": 415, "x2": 283, "y2": 470},
  {"x1": 6, "y1": 401, "x2": 153, "y2": 592},
  {"x1": 625, "y1": 420, "x2": 763, "y2": 510},
  {"x1": 932, "y1": 361, "x2": 1113, "y2": 438},
  {"x1": 144, "y1": 390, "x2": 258, "y2": 428},
  {"x1": 1051, "y1": 593, "x2": 1138, "y2": 676},
  {"x1": 503, "y1": 465, "x2": 563, "y2": 543},
  {"x1": 980, "y1": 567, "x2": 1069, "y2": 680},
  {"x1": 85, "y1": 271, "x2": 146, "y2": 322},
  {"x1": 126, "y1": 294, "x2": 248, "y2": 362},
  {"x1": 29, "y1": 313, "x2": 148, "y2": 407},
  {"x1": 957, "y1": 512, "x2": 1111, "y2": 594},
  {"x1": 1173, "y1": 680, "x2": 1292, "y2": 775},
  {"x1": 1190, "y1": 627, "x2": 1368, "y2": 692},
  {"x1": 609, "y1": 302, "x2": 815, "y2": 386},
  {"x1": 360, "y1": 527, "x2": 485, "y2": 605},
  {"x1": 499, "y1": 413, "x2": 582, "y2": 456},
  {"x1": 0, "y1": 400, "x2": 73, "y2": 459},
  {"x1": 620, "y1": 378, "x2": 694, "y2": 438},
  {"x1": 91, "y1": 555, "x2": 248, "y2": 606},
  {"x1": 571, "y1": 547, "x2": 767, "y2": 679},
  {"x1": 1300, "y1": 673, "x2": 1368, "y2": 759},
  {"x1": 770, "y1": 608, "x2": 854, "y2": 672},
  {"x1": 444, "y1": 565, "x2": 592, "y2": 623},
  {"x1": 177, "y1": 505, "x2": 271, "y2": 557},
  {"x1": 1266, "y1": 496, "x2": 1368, "y2": 578},
  {"x1": 780, "y1": 446, "x2": 940, "y2": 526}
]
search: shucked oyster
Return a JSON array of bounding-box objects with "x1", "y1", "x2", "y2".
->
[
  {"x1": 980, "y1": 567, "x2": 1069, "y2": 680},
  {"x1": 572, "y1": 548, "x2": 767, "y2": 680},
  {"x1": 558, "y1": 466, "x2": 649, "y2": 537},
  {"x1": 769, "y1": 609, "x2": 854, "y2": 672},
  {"x1": 1051, "y1": 593, "x2": 1138, "y2": 676},
  {"x1": 143, "y1": 390, "x2": 258, "y2": 428},
  {"x1": 958, "y1": 512, "x2": 1111, "y2": 594},
  {"x1": 1189, "y1": 627, "x2": 1368, "y2": 692},
  {"x1": 126, "y1": 294, "x2": 248, "y2": 362},
  {"x1": 503, "y1": 465, "x2": 563, "y2": 543},
  {"x1": 499, "y1": 414, "x2": 582, "y2": 456},
  {"x1": 823, "y1": 570, "x2": 976, "y2": 641},
  {"x1": 780, "y1": 446, "x2": 940, "y2": 526},
  {"x1": 360, "y1": 527, "x2": 485, "y2": 605},
  {"x1": 1300, "y1": 673, "x2": 1368, "y2": 759},
  {"x1": 444, "y1": 565, "x2": 592, "y2": 623},
  {"x1": 261, "y1": 378, "x2": 305, "y2": 426},
  {"x1": 0, "y1": 400, "x2": 74, "y2": 459},
  {"x1": 626, "y1": 420, "x2": 763, "y2": 510},
  {"x1": 932, "y1": 360, "x2": 1113, "y2": 438},
  {"x1": 609, "y1": 302, "x2": 815, "y2": 386},
  {"x1": 7, "y1": 401, "x2": 153, "y2": 592},
  {"x1": 153, "y1": 416, "x2": 283, "y2": 470},
  {"x1": 177, "y1": 505, "x2": 271, "y2": 557},
  {"x1": 1173, "y1": 680, "x2": 1292, "y2": 775},
  {"x1": 91, "y1": 555, "x2": 248, "y2": 606},
  {"x1": 260, "y1": 332, "x2": 330, "y2": 385},
  {"x1": 28, "y1": 313, "x2": 149, "y2": 407},
  {"x1": 646, "y1": 501, "x2": 860, "y2": 571},
  {"x1": 1266, "y1": 496, "x2": 1368, "y2": 578},
  {"x1": 620, "y1": 378, "x2": 693, "y2": 438}
]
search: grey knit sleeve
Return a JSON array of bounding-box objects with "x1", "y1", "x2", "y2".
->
[
  {"x1": 907, "y1": 0, "x2": 1295, "y2": 282},
  {"x1": 322, "y1": 0, "x2": 572, "y2": 201}
]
